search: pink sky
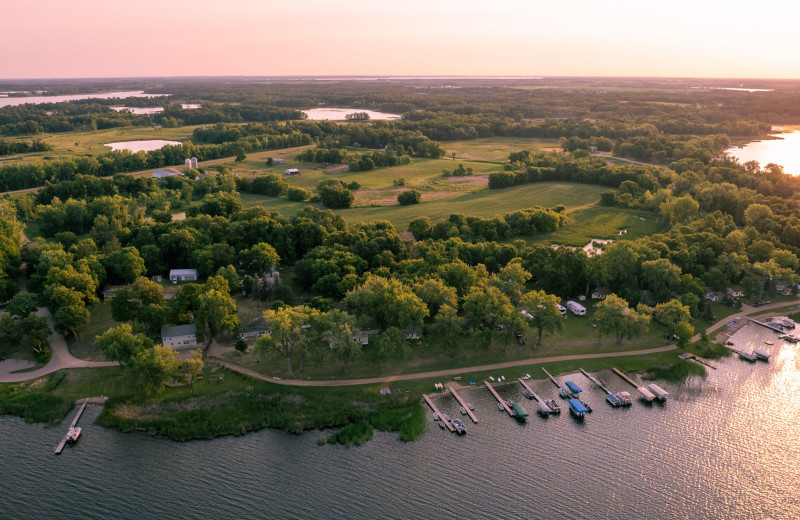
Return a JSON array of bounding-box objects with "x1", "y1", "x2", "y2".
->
[{"x1": 2, "y1": 0, "x2": 799, "y2": 79}]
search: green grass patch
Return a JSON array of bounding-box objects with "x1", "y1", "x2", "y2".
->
[
  {"x1": 69, "y1": 302, "x2": 116, "y2": 361},
  {"x1": 643, "y1": 360, "x2": 706, "y2": 382},
  {"x1": 442, "y1": 136, "x2": 561, "y2": 161}
]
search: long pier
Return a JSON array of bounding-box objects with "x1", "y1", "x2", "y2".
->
[
  {"x1": 518, "y1": 378, "x2": 552, "y2": 414},
  {"x1": 541, "y1": 367, "x2": 567, "y2": 394},
  {"x1": 447, "y1": 385, "x2": 479, "y2": 423},
  {"x1": 748, "y1": 318, "x2": 785, "y2": 334},
  {"x1": 422, "y1": 394, "x2": 455, "y2": 432},
  {"x1": 484, "y1": 381, "x2": 515, "y2": 416},
  {"x1": 679, "y1": 353, "x2": 717, "y2": 369},
  {"x1": 611, "y1": 368, "x2": 655, "y2": 402},
  {"x1": 579, "y1": 368, "x2": 610, "y2": 393},
  {"x1": 55, "y1": 399, "x2": 88, "y2": 455}
]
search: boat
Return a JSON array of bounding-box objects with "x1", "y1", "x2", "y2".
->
[
  {"x1": 565, "y1": 381, "x2": 582, "y2": 394},
  {"x1": 459, "y1": 406, "x2": 467, "y2": 415},
  {"x1": 497, "y1": 402, "x2": 504, "y2": 411},
  {"x1": 546, "y1": 399, "x2": 561, "y2": 414},
  {"x1": 504, "y1": 399, "x2": 514, "y2": 407},
  {"x1": 432, "y1": 413, "x2": 439, "y2": 421},
  {"x1": 437, "y1": 420, "x2": 445, "y2": 429},
  {"x1": 764, "y1": 341, "x2": 774, "y2": 345},
  {"x1": 66, "y1": 426, "x2": 81, "y2": 443},
  {"x1": 606, "y1": 393, "x2": 621, "y2": 407},
  {"x1": 510, "y1": 402, "x2": 529, "y2": 419},
  {"x1": 580, "y1": 399, "x2": 593, "y2": 413},
  {"x1": 466, "y1": 403, "x2": 475, "y2": 411},
  {"x1": 442, "y1": 413, "x2": 451, "y2": 421},
  {"x1": 647, "y1": 384, "x2": 669, "y2": 402},
  {"x1": 451, "y1": 418, "x2": 467, "y2": 434},
  {"x1": 568, "y1": 398, "x2": 588, "y2": 418},
  {"x1": 617, "y1": 391, "x2": 633, "y2": 406},
  {"x1": 738, "y1": 351, "x2": 757, "y2": 362},
  {"x1": 535, "y1": 401, "x2": 552, "y2": 416},
  {"x1": 522, "y1": 389, "x2": 535, "y2": 400},
  {"x1": 558, "y1": 388, "x2": 569, "y2": 398},
  {"x1": 753, "y1": 349, "x2": 771, "y2": 361}
]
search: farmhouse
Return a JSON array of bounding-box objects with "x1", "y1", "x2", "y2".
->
[
  {"x1": 285, "y1": 168, "x2": 300, "y2": 175},
  {"x1": 161, "y1": 324, "x2": 198, "y2": 350},
  {"x1": 591, "y1": 287, "x2": 611, "y2": 300},
  {"x1": 727, "y1": 286, "x2": 745, "y2": 299},
  {"x1": 239, "y1": 319, "x2": 270, "y2": 340},
  {"x1": 169, "y1": 269, "x2": 198, "y2": 284}
]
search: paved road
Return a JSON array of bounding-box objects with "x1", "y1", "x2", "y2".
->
[{"x1": 0, "y1": 308, "x2": 117, "y2": 383}]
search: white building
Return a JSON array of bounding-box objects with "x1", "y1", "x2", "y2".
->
[
  {"x1": 153, "y1": 169, "x2": 179, "y2": 179},
  {"x1": 285, "y1": 168, "x2": 300, "y2": 175},
  {"x1": 184, "y1": 158, "x2": 192, "y2": 168},
  {"x1": 161, "y1": 324, "x2": 198, "y2": 350},
  {"x1": 169, "y1": 269, "x2": 198, "y2": 284},
  {"x1": 190, "y1": 157, "x2": 198, "y2": 168}
]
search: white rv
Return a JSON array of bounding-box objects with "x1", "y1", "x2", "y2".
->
[{"x1": 565, "y1": 301, "x2": 586, "y2": 316}]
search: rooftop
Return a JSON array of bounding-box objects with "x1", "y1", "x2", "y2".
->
[{"x1": 161, "y1": 324, "x2": 197, "y2": 337}]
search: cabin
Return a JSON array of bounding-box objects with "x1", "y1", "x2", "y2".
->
[
  {"x1": 273, "y1": 158, "x2": 286, "y2": 164},
  {"x1": 169, "y1": 269, "x2": 198, "y2": 284},
  {"x1": 101, "y1": 285, "x2": 126, "y2": 299},
  {"x1": 705, "y1": 292, "x2": 721, "y2": 302},
  {"x1": 161, "y1": 324, "x2": 198, "y2": 350},
  {"x1": 566, "y1": 300, "x2": 586, "y2": 316},
  {"x1": 727, "y1": 286, "x2": 745, "y2": 299},
  {"x1": 285, "y1": 168, "x2": 300, "y2": 175},
  {"x1": 239, "y1": 319, "x2": 270, "y2": 340},
  {"x1": 351, "y1": 332, "x2": 369, "y2": 345},
  {"x1": 591, "y1": 287, "x2": 611, "y2": 300}
]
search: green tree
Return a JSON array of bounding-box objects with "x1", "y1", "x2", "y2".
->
[
  {"x1": 488, "y1": 262, "x2": 532, "y2": 305},
  {"x1": 176, "y1": 350, "x2": 204, "y2": 393},
  {"x1": 258, "y1": 305, "x2": 319, "y2": 377},
  {"x1": 94, "y1": 323, "x2": 152, "y2": 367},
  {"x1": 431, "y1": 305, "x2": 463, "y2": 352},
  {"x1": 5, "y1": 293, "x2": 39, "y2": 318},
  {"x1": 322, "y1": 309, "x2": 360, "y2": 372},
  {"x1": 195, "y1": 277, "x2": 240, "y2": 349},
  {"x1": 652, "y1": 299, "x2": 692, "y2": 334},
  {"x1": 675, "y1": 321, "x2": 694, "y2": 349},
  {"x1": 241, "y1": 242, "x2": 281, "y2": 274},
  {"x1": 104, "y1": 246, "x2": 146, "y2": 284},
  {"x1": 593, "y1": 294, "x2": 650, "y2": 345},
  {"x1": 397, "y1": 190, "x2": 421, "y2": 205},
  {"x1": 411, "y1": 278, "x2": 457, "y2": 318},
  {"x1": 344, "y1": 275, "x2": 428, "y2": 330},
  {"x1": 518, "y1": 290, "x2": 566, "y2": 346},
  {"x1": 641, "y1": 258, "x2": 682, "y2": 302},
  {"x1": 128, "y1": 343, "x2": 178, "y2": 394}
]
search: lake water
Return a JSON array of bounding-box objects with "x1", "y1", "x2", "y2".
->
[
  {"x1": 0, "y1": 91, "x2": 168, "y2": 109},
  {"x1": 301, "y1": 108, "x2": 401, "y2": 120},
  {"x1": 104, "y1": 140, "x2": 182, "y2": 153},
  {"x1": 1, "y1": 323, "x2": 798, "y2": 519},
  {"x1": 726, "y1": 128, "x2": 800, "y2": 175},
  {"x1": 110, "y1": 106, "x2": 165, "y2": 115}
]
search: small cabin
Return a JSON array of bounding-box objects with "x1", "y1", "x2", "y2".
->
[
  {"x1": 591, "y1": 287, "x2": 611, "y2": 300},
  {"x1": 285, "y1": 168, "x2": 300, "y2": 175},
  {"x1": 169, "y1": 269, "x2": 198, "y2": 284},
  {"x1": 239, "y1": 319, "x2": 270, "y2": 340},
  {"x1": 705, "y1": 292, "x2": 721, "y2": 302},
  {"x1": 161, "y1": 324, "x2": 198, "y2": 350},
  {"x1": 727, "y1": 286, "x2": 745, "y2": 299},
  {"x1": 101, "y1": 285, "x2": 127, "y2": 299}
]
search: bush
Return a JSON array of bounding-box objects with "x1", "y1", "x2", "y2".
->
[
  {"x1": 286, "y1": 186, "x2": 311, "y2": 201},
  {"x1": 318, "y1": 182, "x2": 354, "y2": 209},
  {"x1": 347, "y1": 181, "x2": 361, "y2": 191},
  {"x1": 33, "y1": 345, "x2": 51, "y2": 364},
  {"x1": 397, "y1": 190, "x2": 421, "y2": 205},
  {"x1": 235, "y1": 339, "x2": 248, "y2": 352},
  {"x1": 393, "y1": 178, "x2": 405, "y2": 187}
]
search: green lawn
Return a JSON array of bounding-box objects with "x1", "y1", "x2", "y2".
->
[
  {"x1": 69, "y1": 302, "x2": 117, "y2": 361},
  {"x1": 441, "y1": 136, "x2": 561, "y2": 161}
]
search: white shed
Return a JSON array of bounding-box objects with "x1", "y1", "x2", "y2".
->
[{"x1": 169, "y1": 269, "x2": 198, "y2": 284}]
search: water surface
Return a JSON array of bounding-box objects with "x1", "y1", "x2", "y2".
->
[
  {"x1": 301, "y1": 108, "x2": 400, "y2": 120},
  {"x1": 104, "y1": 140, "x2": 182, "y2": 153},
  {"x1": 1, "y1": 323, "x2": 798, "y2": 519},
  {"x1": 726, "y1": 128, "x2": 800, "y2": 175},
  {"x1": 0, "y1": 91, "x2": 168, "y2": 109}
]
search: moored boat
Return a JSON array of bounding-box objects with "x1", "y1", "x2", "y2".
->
[
  {"x1": 568, "y1": 398, "x2": 588, "y2": 418},
  {"x1": 546, "y1": 399, "x2": 561, "y2": 414},
  {"x1": 558, "y1": 388, "x2": 569, "y2": 398},
  {"x1": 580, "y1": 399, "x2": 592, "y2": 412},
  {"x1": 466, "y1": 403, "x2": 475, "y2": 411},
  {"x1": 460, "y1": 406, "x2": 467, "y2": 415},
  {"x1": 66, "y1": 426, "x2": 81, "y2": 443},
  {"x1": 753, "y1": 348, "x2": 771, "y2": 361},
  {"x1": 432, "y1": 413, "x2": 439, "y2": 421},
  {"x1": 617, "y1": 391, "x2": 633, "y2": 406},
  {"x1": 497, "y1": 402, "x2": 504, "y2": 411},
  {"x1": 510, "y1": 402, "x2": 529, "y2": 420},
  {"x1": 606, "y1": 393, "x2": 621, "y2": 407},
  {"x1": 451, "y1": 418, "x2": 467, "y2": 434},
  {"x1": 442, "y1": 413, "x2": 451, "y2": 421},
  {"x1": 522, "y1": 389, "x2": 535, "y2": 399}
]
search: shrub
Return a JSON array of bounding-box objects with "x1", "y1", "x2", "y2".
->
[
  {"x1": 235, "y1": 339, "x2": 248, "y2": 352},
  {"x1": 397, "y1": 190, "x2": 421, "y2": 205},
  {"x1": 286, "y1": 186, "x2": 311, "y2": 201}
]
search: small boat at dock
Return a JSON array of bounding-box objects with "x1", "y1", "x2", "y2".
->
[
  {"x1": 565, "y1": 381, "x2": 582, "y2": 394},
  {"x1": 451, "y1": 418, "x2": 467, "y2": 434},
  {"x1": 459, "y1": 406, "x2": 467, "y2": 415},
  {"x1": 433, "y1": 413, "x2": 439, "y2": 421},
  {"x1": 437, "y1": 420, "x2": 445, "y2": 429},
  {"x1": 522, "y1": 389, "x2": 535, "y2": 399},
  {"x1": 558, "y1": 388, "x2": 569, "y2": 398},
  {"x1": 497, "y1": 402, "x2": 504, "y2": 411},
  {"x1": 580, "y1": 399, "x2": 592, "y2": 412},
  {"x1": 739, "y1": 351, "x2": 758, "y2": 362},
  {"x1": 606, "y1": 393, "x2": 621, "y2": 407},
  {"x1": 66, "y1": 426, "x2": 81, "y2": 443},
  {"x1": 546, "y1": 399, "x2": 561, "y2": 414},
  {"x1": 466, "y1": 403, "x2": 475, "y2": 411},
  {"x1": 442, "y1": 413, "x2": 452, "y2": 421},
  {"x1": 617, "y1": 392, "x2": 633, "y2": 406},
  {"x1": 568, "y1": 398, "x2": 588, "y2": 419},
  {"x1": 753, "y1": 349, "x2": 771, "y2": 361}
]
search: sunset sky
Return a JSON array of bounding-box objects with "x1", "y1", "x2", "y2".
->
[{"x1": 2, "y1": 0, "x2": 798, "y2": 79}]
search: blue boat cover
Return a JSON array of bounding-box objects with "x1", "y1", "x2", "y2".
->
[
  {"x1": 568, "y1": 398, "x2": 588, "y2": 414},
  {"x1": 565, "y1": 381, "x2": 582, "y2": 393}
]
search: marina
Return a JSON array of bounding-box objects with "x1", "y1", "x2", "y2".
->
[
  {"x1": 484, "y1": 381, "x2": 515, "y2": 417},
  {"x1": 541, "y1": 367, "x2": 569, "y2": 397},
  {"x1": 54, "y1": 399, "x2": 88, "y2": 455},
  {"x1": 748, "y1": 318, "x2": 789, "y2": 334},
  {"x1": 678, "y1": 352, "x2": 718, "y2": 369},
  {"x1": 447, "y1": 385, "x2": 479, "y2": 423},
  {"x1": 518, "y1": 378, "x2": 553, "y2": 415},
  {"x1": 422, "y1": 394, "x2": 455, "y2": 432}
]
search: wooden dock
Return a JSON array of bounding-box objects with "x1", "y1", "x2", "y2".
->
[
  {"x1": 55, "y1": 399, "x2": 88, "y2": 455},
  {"x1": 611, "y1": 368, "x2": 655, "y2": 402},
  {"x1": 447, "y1": 385, "x2": 478, "y2": 423},
  {"x1": 518, "y1": 378, "x2": 552, "y2": 412},
  {"x1": 422, "y1": 394, "x2": 455, "y2": 432},
  {"x1": 679, "y1": 353, "x2": 717, "y2": 369},
  {"x1": 579, "y1": 368, "x2": 610, "y2": 393},
  {"x1": 541, "y1": 367, "x2": 566, "y2": 393},
  {"x1": 748, "y1": 318, "x2": 784, "y2": 334},
  {"x1": 484, "y1": 381, "x2": 515, "y2": 416}
]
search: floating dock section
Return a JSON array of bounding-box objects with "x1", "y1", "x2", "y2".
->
[
  {"x1": 518, "y1": 378, "x2": 552, "y2": 415},
  {"x1": 612, "y1": 368, "x2": 655, "y2": 402},
  {"x1": 422, "y1": 394, "x2": 455, "y2": 432},
  {"x1": 484, "y1": 381, "x2": 515, "y2": 417},
  {"x1": 55, "y1": 399, "x2": 88, "y2": 455},
  {"x1": 446, "y1": 385, "x2": 479, "y2": 423},
  {"x1": 678, "y1": 353, "x2": 717, "y2": 369}
]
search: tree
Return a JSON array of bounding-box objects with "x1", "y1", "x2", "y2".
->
[
  {"x1": 104, "y1": 246, "x2": 145, "y2": 284},
  {"x1": 176, "y1": 350, "x2": 204, "y2": 393},
  {"x1": 430, "y1": 305, "x2": 463, "y2": 352},
  {"x1": 593, "y1": 294, "x2": 650, "y2": 345},
  {"x1": 94, "y1": 323, "x2": 152, "y2": 367},
  {"x1": 235, "y1": 149, "x2": 247, "y2": 162},
  {"x1": 408, "y1": 216, "x2": 432, "y2": 240},
  {"x1": 54, "y1": 303, "x2": 90, "y2": 338},
  {"x1": 488, "y1": 262, "x2": 532, "y2": 305},
  {"x1": 652, "y1": 299, "x2": 692, "y2": 334},
  {"x1": 372, "y1": 326, "x2": 407, "y2": 367},
  {"x1": 258, "y1": 305, "x2": 319, "y2": 377},
  {"x1": 317, "y1": 181, "x2": 354, "y2": 209},
  {"x1": 397, "y1": 190, "x2": 421, "y2": 205},
  {"x1": 641, "y1": 258, "x2": 682, "y2": 302},
  {"x1": 462, "y1": 286, "x2": 514, "y2": 347},
  {"x1": 518, "y1": 290, "x2": 565, "y2": 346},
  {"x1": 5, "y1": 293, "x2": 39, "y2": 318},
  {"x1": 128, "y1": 344, "x2": 178, "y2": 394},
  {"x1": 241, "y1": 242, "x2": 281, "y2": 274},
  {"x1": 195, "y1": 277, "x2": 240, "y2": 349},
  {"x1": 322, "y1": 309, "x2": 360, "y2": 372},
  {"x1": 411, "y1": 278, "x2": 457, "y2": 318},
  {"x1": 344, "y1": 275, "x2": 428, "y2": 330},
  {"x1": 675, "y1": 321, "x2": 694, "y2": 349}
]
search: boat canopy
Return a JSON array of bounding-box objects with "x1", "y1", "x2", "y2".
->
[
  {"x1": 565, "y1": 381, "x2": 582, "y2": 393},
  {"x1": 568, "y1": 398, "x2": 589, "y2": 414}
]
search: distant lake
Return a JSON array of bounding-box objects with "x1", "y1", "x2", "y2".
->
[
  {"x1": 105, "y1": 140, "x2": 182, "y2": 153},
  {"x1": 301, "y1": 108, "x2": 401, "y2": 120},
  {"x1": 726, "y1": 127, "x2": 800, "y2": 175},
  {"x1": 0, "y1": 91, "x2": 168, "y2": 109},
  {"x1": 181, "y1": 103, "x2": 202, "y2": 109},
  {"x1": 110, "y1": 106, "x2": 164, "y2": 115}
]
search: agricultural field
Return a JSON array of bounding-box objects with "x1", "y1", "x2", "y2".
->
[{"x1": 442, "y1": 136, "x2": 561, "y2": 161}]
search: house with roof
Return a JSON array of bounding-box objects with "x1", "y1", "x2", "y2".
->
[
  {"x1": 101, "y1": 284, "x2": 127, "y2": 299},
  {"x1": 285, "y1": 168, "x2": 300, "y2": 175},
  {"x1": 591, "y1": 287, "x2": 612, "y2": 300},
  {"x1": 727, "y1": 286, "x2": 745, "y2": 299},
  {"x1": 153, "y1": 169, "x2": 180, "y2": 179},
  {"x1": 161, "y1": 324, "x2": 198, "y2": 350},
  {"x1": 239, "y1": 319, "x2": 270, "y2": 340},
  {"x1": 169, "y1": 269, "x2": 198, "y2": 284},
  {"x1": 705, "y1": 292, "x2": 722, "y2": 302}
]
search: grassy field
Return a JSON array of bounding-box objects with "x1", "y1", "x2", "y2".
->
[
  {"x1": 0, "y1": 125, "x2": 202, "y2": 164},
  {"x1": 442, "y1": 136, "x2": 561, "y2": 161},
  {"x1": 69, "y1": 302, "x2": 116, "y2": 361}
]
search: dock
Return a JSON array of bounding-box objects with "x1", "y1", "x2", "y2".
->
[
  {"x1": 748, "y1": 318, "x2": 784, "y2": 334},
  {"x1": 518, "y1": 378, "x2": 553, "y2": 414},
  {"x1": 484, "y1": 381, "x2": 515, "y2": 416},
  {"x1": 541, "y1": 367, "x2": 567, "y2": 394},
  {"x1": 579, "y1": 368, "x2": 611, "y2": 393},
  {"x1": 678, "y1": 352, "x2": 717, "y2": 369},
  {"x1": 55, "y1": 399, "x2": 88, "y2": 455},
  {"x1": 447, "y1": 385, "x2": 479, "y2": 423},
  {"x1": 611, "y1": 368, "x2": 655, "y2": 402},
  {"x1": 422, "y1": 394, "x2": 455, "y2": 432}
]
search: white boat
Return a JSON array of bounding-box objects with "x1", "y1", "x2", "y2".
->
[
  {"x1": 442, "y1": 413, "x2": 451, "y2": 422},
  {"x1": 466, "y1": 403, "x2": 475, "y2": 411},
  {"x1": 66, "y1": 426, "x2": 81, "y2": 443},
  {"x1": 497, "y1": 402, "x2": 504, "y2": 411},
  {"x1": 459, "y1": 406, "x2": 467, "y2": 415},
  {"x1": 433, "y1": 413, "x2": 439, "y2": 421}
]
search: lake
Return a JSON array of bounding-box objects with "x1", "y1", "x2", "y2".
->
[
  {"x1": 0, "y1": 91, "x2": 168, "y2": 109},
  {"x1": 104, "y1": 140, "x2": 182, "y2": 153},
  {"x1": 726, "y1": 127, "x2": 800, "y2": 175},
  {"x1": 301, "y1": 108, "x2": 401, "y2": 120},
  {"x1": 110, "y1": 104, "x2": 201, "y2": 114},
  {"x1": 1, "y1": 322, "x2": 798, "y2": 519}
]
